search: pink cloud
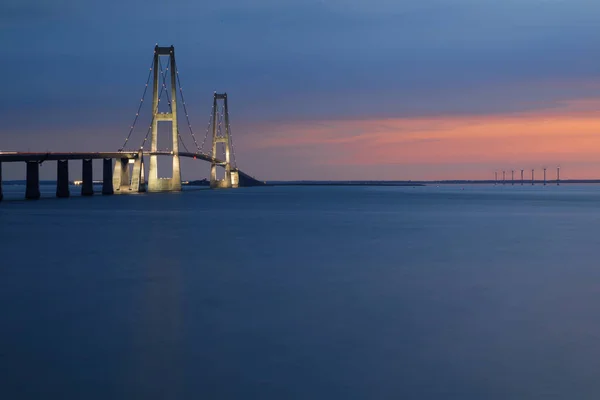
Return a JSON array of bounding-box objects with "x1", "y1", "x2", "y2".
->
[{"x1": 241, "y1": 97, "x2": 600, "y2": 173}]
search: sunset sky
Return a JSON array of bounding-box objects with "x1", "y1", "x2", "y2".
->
[{"x1": 2, "y1": 0, "x2": 600, "y2": 180}]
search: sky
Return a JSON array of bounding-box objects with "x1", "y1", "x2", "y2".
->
[{"x1": 1, "y1": 0, "x2": 600, "y2": 180}]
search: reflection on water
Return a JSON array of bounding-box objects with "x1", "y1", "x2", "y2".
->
[{"x1": 2, "y1": 185, "x2": 600, "y2": 399}]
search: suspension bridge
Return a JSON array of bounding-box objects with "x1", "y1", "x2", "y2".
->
[{"x1": 0, "y1": 45, "x2": 264, "y2": 201}]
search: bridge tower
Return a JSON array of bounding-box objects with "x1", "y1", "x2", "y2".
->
[
  {"x1": 210, "y1": 92, "x2": 237, "y2": 188},
  {"x1": 148, "y1": 45, "x2": 181, "y2": 192}
]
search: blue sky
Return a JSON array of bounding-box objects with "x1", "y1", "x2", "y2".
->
[{"x1": 1, "y1": 0, "x2": 600, "y2": 180}]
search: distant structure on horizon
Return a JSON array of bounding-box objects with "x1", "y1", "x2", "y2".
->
[
  {"x1": 521, "y1": 169, "x2": 524, "y2": 185},
  {"x1": 494, "y1": 166, "x2": 564, "y2": 186}
]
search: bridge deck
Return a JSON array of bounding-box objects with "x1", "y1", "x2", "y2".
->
[
  {"x1": 0, "y1": 151, "x2": 215, "y2": 163},
  {"x1": 0, "y1": 152, "x2": 138, "y2": 162},
  {"x1": 0, "y1": 151, "x2": 264, "y2": 186}
]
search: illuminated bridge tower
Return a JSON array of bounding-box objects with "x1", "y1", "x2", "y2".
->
[
  {"x1": 210, "y1": 92, "x2": 238, "y2": 188},
  {"x1": 148, "y1": 45, "x2": 181, "y2": 192}
]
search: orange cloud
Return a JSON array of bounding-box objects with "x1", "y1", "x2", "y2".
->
[{"x1": 245, "y1": 98, "x2": 600, "y2": 179}]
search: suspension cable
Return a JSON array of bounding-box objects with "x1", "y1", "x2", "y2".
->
[
  {"x1": 175, "y1": 64, "x2": 202, "y2": 153},
  {"x1": 139, "y1": 85, "x2": 164, "y2": 150},
  {"x1": 120, "y1": 56, "x2": 154, "y2": 151},
  {"x1": 178, "y1": 131, "x2": 190, "y2": 153},
  {"x1": 200, "y1": 109, "x2": 213, "y2": 154},
  {"x1": 139, "y1": 61, "x2": 167, "y2": 151},
  {"x1": 178, "y1": 134, "x2": 190, "y2": 152},
  {"x1": 213, "y1": 105, "x2": 229, "y2": 162}
]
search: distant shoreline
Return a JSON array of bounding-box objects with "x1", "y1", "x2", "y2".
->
[
  {"x1": 2, "y1": 179, "x2": 599, "y2": 187},
  {"x1": 265, "y1": 180, "x2": 599, "y2": 186}
]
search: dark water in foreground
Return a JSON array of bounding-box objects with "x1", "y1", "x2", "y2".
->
[{"x1": 2, "y1": 184, "x2": 600, "y2": 399}]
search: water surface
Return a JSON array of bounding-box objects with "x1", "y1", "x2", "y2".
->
[{"x1": 2, "y1": 184, "x2": 600, "y2": 399}]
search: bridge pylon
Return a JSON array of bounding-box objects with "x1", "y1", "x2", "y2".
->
[
  {"x1": 148, "y1": 45, "x2": 181, "y2": 192},
  {"x1": 210, "y1": 92, "x2": 237, "y2": 188}
]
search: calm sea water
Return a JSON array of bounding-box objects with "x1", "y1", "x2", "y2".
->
[{"x1": 2, "y1": 184, "x2": 600, "y2": 399}]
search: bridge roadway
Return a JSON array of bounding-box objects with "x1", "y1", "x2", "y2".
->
[
  {"x1": 0, "y1": 151, "x2": 256, "y2": 175},
  {"x1": 0, "y1": 151, "x2": 263, "y2": 200},
  {"x1": 0, "y1": 151, "x2": 217, "y2": 163}
]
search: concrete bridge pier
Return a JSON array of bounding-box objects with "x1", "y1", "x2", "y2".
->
[
  {"x1": 210, "y1": 166, "x2": 239, "y2": 188},
  {"x1": 56, "y1": 160, "x2": 70, "y2": 198},
  {"x1": 112, "y1": 158, "x2": 130, "y2": 193},
  {"x1": 81, "y1": 159, "x2": 94, "y2": 196},
  {"x1": 129, "y1": 151, "x2": 146, "y2": 192},
  {"x1": 25, "y1": 161, "x2": 40, "y2": 200},
  {"x1": 231, "y1": 170, "x2": 239, "y2": 188},
  {"x1": 102, "y1": 158, "x2": 114, "y2": 195}
]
